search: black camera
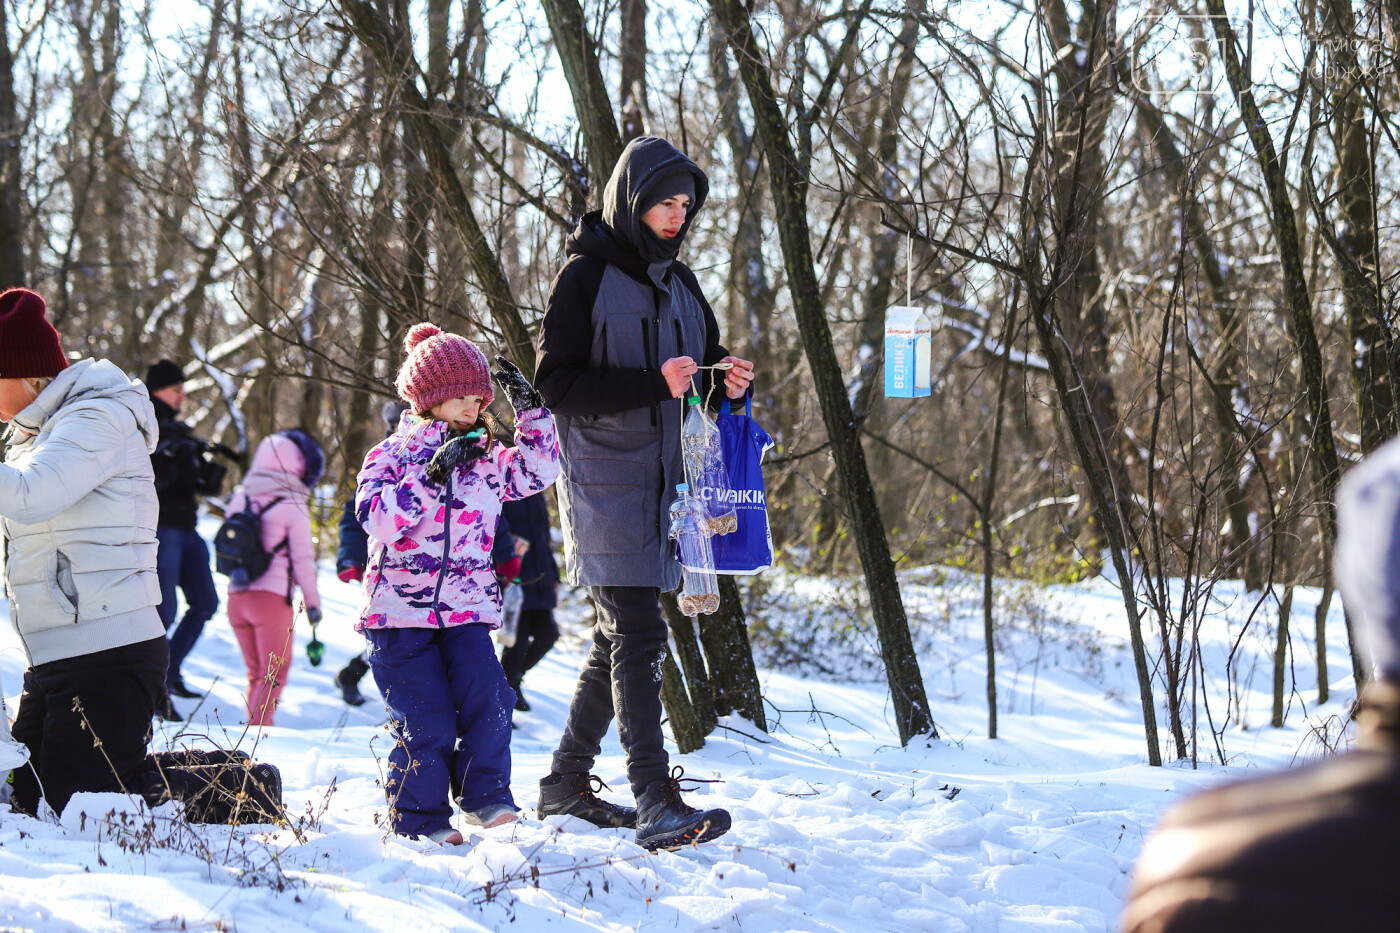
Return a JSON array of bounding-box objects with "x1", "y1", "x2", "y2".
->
[
  {"x1": 192, "y1": 450, "x2": 228, "y2": 495},
  {"x1": 161, "y1": 427, "x2": 239, "y2": 495}
]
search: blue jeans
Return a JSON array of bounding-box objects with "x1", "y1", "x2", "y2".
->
[
  {"x1": 366, "y1": 624, "x2": 517, "y2": 838},
  {"x1": 156, "y1": 526, "x2": 220, "y2": 684}
]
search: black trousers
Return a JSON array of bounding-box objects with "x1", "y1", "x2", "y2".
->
[
  {"x1": 552, "y1": 586, "x2": 669, "y2": 796},
  {"x1": 500, "y1": 607, "x2": 560, "y2": 686},
  {"x1": 10, "y1": 636, "x2": 167, "y2": 817}
]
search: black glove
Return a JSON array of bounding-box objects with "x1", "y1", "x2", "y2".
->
[
  {"x1": 493, "y1": 356, "x2": 543, "y2": 412},
  {"x1": 425, "y1": 433, "x2": 489, "y2": 485},
  {"x1": 306, "y1": 606, "x2": 323, "y2": 625}
]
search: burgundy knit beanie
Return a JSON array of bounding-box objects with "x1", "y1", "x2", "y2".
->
[
  {"x1": 0, "y1": 288, "x2": 67, "y2": 380},
  {"x1": 395, "y1": 323, "x2": 494, "y2": 415}
]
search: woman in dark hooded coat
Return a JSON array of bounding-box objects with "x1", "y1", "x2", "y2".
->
[{"x1": 533, "y1": 136, "x2": 754, "y2": 851}]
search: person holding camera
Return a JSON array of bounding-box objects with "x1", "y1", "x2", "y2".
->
[{"x1": 144, "y1": 359, "x2": 230, "y2": 715}]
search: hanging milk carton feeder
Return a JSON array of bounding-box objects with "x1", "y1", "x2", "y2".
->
[{"x1": 884, "y1": 305, "x2": 932, "y2": 398}]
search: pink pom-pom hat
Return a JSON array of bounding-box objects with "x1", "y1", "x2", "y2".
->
[{"x1": 395, "y1": 323, "x2": 494, "y2": 415}]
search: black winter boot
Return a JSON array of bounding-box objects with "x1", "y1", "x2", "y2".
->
[
  {"x1": 336, "y1": 656, "x2": 370, "y2": 707},
  {"x1": 157, "y1": 694, "x2": 184, "y2": 723},
  {"x1": 537, "y1": 772, "x2": 638, "y2": 828},
  {"x1": 634, "y1": 768, "x2": 731, "y2": 851}
]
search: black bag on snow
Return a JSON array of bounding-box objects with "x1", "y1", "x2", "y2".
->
[
  {"x1": 214, "y1": 497, "x2": 285, "y2": 584},
  {"x1": 141, "y1": 749, "x2": 283, "y2": 825}
]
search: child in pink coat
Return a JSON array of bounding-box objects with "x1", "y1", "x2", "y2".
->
[
  {"x1": 356, "y1": 323, "x2": 558, "y2": 845},
  {"x1": 225, "y1": 429, "x2": 324, "y2": 726}
]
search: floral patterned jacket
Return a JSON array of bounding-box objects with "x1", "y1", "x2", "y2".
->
[{"x1": 354, "y1": 407, "x2": 559, "y2": 631}]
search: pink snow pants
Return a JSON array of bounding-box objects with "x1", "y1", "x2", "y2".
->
[{"x1": 227, "y1": 590, "x2": 295, "y2": 726}]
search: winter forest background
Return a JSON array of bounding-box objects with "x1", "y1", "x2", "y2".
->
[{"x1": 0, "y1": 0, "x2": 1391, "y2": 766}]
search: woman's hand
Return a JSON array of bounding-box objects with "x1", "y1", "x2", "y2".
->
[
  {"x1": 722, "y1": 357, "x2": 755, "y2": 399},
  {"x1": 661, "y1": 356, "x2": 699, "y2": 398}
]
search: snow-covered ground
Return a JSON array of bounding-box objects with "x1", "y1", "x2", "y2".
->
[{"x1": 0, "y1": 524, "x2": 1358, "y2": 932}]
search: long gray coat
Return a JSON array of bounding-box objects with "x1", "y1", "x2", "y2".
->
[{"x1": 536, "y1": 138, "x2": 728, "y2": 589}]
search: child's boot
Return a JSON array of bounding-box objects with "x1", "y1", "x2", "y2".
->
[
  {"x1": 462, "y1": 802, "x2": 519, "y2": 828},
  {"x1": 336, "y1": 655, "x2": 370, "y2": 707}
]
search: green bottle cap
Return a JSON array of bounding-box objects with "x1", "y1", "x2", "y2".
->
[{"x1": 686, "y1": 396, "x2": 700, "y2": 405}]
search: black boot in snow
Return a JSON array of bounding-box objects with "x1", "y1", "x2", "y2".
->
[
  {"x1": 157, "y1": 694, "x2": 184, "y2": 723},
  {"x1": 537, "y1": 772, "x2": 638, "y2": 828},
  {"x1": 634, "y1": 767, "x2": 731, "y2": 851},
  {"x1": 336, "y1": 656, "x2": 370, "y2": 707}
]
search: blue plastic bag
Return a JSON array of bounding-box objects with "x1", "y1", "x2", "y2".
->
[{"x1": 712, "y1": 395, "x2": 774, "y2": 575}]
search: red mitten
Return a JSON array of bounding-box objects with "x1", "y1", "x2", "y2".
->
[
  {"x1": 495, "y1": 557, "x2": 521, "y2": 582},
  {"x1": 338, "y1": 564, "x2": 364, "y2": 583}
]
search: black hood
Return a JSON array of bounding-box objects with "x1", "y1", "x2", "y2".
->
[
  {"x1": 595, "y1": 136, "x2": 709, "y2": 268},
  {"x1": 565, "y1": 212, "x2": 653, "y2": 279}
]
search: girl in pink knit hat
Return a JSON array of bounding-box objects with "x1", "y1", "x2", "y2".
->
[{"x1": 354, "y1": 323, "x2": 559, "y2": 845}]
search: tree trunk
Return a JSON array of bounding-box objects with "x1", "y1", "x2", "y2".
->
[
  {"x1": 94, "y1": 0, "x2": 133, "y2": 362},
  {"x1": 538, "y1": 0, "x2": 624, "y2": 195},
  {"x1": 1207, "y1": 0, "x2": 1359, "y2": 687},
  {"x1": 707, "y1": 29, "x2": 776, "y2": 381},
  {"x1": 619, "y1": 0, "x2": 648, "y2": 142},
  {"x1": 1317, "y1": 542, "x2": 1334, "y2": 704},
  {"x1": 710, "y1": 0, "x2": 934, "y2": 743},
  {"x1": 1273, "y1": 585, "x2": 1294, "y2": 727},
  {"x1": 132, "y1": 0, "x2": 226, "y2": 366},
  {"x1": 660, "y1": 652, "x2": 706, "y2": 754},
  {"x1": 1269, "y1": 412, "x2": 1303, "y2": 726},
  {"x1": 0, "y1": 0, "x2": 24, "y2": 285},
  {"x1": 339, "y1": 299, "x2": 382, "y2": 495},
  {"x1": 1024, "y1": 290, "x2": 1161, "y2": 763},
  {"x1": 1324, "y1": 0, "x2": 1395, "y2": 451},
  {"x1": 661, "y1": 591, "x2": 718, "y2": 734},
  {"x1": 1040, "y1": 0, "x2": 1133, "y2": 567},
  {"x1": 980, "y1": 289, "x2": 1019, "y2": 739},
  {"x1": 335, "y1": 0, "x2": 534, "y2": 373},
  {"x1": 1020, "y1": 0, "x2": 1161, "y2": 764},
  {"x1": 1131, "y1": 93, "x2": 1262, "y2": 588},
  {"x1": 701, "y1": 578, "x2": 767, "y2": 730}
]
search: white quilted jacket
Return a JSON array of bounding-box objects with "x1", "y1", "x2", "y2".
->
[{"x1": 0, "y1": 359, "x2": 165, "y2": 665}]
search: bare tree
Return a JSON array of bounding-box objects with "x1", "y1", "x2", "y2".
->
[
  {"x1": 0, "y1": 0, "x2": 24, "y2": 285},
  {"x1": 710, "y1": 0, "x2": 935, "y2": 743}
]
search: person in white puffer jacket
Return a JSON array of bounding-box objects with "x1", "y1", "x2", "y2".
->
[{"x1": 0, "y1": 288, "x2": 168, "y2": 818}]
